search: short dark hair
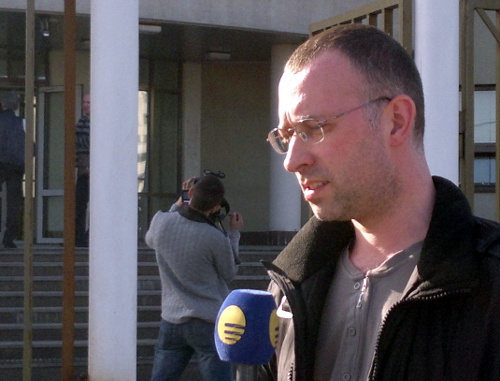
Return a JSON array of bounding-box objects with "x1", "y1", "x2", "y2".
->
[
  {"x1": 1, "y1": 92, "x2": 21, "y2": 111},
  {"x1": 190, "y1": 175, "x2": 225, "y2": 212},
  {"x1": 286, "y1": 24, "x2": 425, "y2": 146}
]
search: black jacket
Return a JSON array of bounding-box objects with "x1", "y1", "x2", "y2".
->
[
  {"x1": 0, "y1": 110, "x2": 25, "y2": 169},
  {"x1": 262, "y1": 177, "x2": 500, "y2": 381}
]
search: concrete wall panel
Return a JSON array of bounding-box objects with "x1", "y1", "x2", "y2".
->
[{"x1": 201, "y1": 62, "x2": 271, "y2": 232}]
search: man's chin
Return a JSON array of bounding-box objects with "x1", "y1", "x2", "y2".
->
[
  {"x1": 310, "y1": 204, "x2": 348, "y2": 222},
  {"x1": 310, "y1": 205, "x2": 329, "y2": 221}
]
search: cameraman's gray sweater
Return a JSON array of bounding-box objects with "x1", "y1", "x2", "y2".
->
[{"x1": 145, "y1": 203, "x2": 241, "y2": 324}]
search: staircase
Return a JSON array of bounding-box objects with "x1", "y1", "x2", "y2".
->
[{"x1": 0, "y1": 244, "x2": 281, "y2": 380}]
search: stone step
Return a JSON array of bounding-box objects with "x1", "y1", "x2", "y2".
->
[
  {"x1": 0, "y1": 289, "x2": 165, "y2": 307},
  {"x1": 0, "y1": 321, "x2": 160, "y2": 344},
  {"x1": 0, "y1": 262, "x2": 89, "y2": 277},
  {"x1": 0, "y1": 338, "x2": 158, "y2": 360},
  {"x1": 0, "y1": 268, "x2": 270, "y2": 293},
  {"x1": 0, "y1": 273, "x2": 271, "y2": 312},
  {"x1": 0, "y1": 244, "x2": 282, "y2": 256},
  {"x1": 0, "y1": 305, "x2": 162, "y2": 325},
  {"x1": 0, "y1": 255, "x2": 270, "y2": 274},
  {"x1": 0, "y1": 357, "x2": 203, "y2": 381},
  {"x1": 0, "y1": 246, "x2": 278, "y2": 269},
  {"x1": 0, "y1": 244, "x2": 280, "y2": 378}
]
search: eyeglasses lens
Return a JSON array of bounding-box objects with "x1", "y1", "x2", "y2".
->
[{"x1": 268, "y1": 129, "x2": 289, "y2": 154}]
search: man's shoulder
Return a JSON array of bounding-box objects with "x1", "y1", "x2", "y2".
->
[
  {"x1": 153, "y1": 209, "x2": 180, "y2": 220},
  {"x1": 0, "y1": 111, "x2": 22, "y2": 124}
]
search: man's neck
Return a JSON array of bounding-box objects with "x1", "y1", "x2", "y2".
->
[
  {"x1": 349, "y1": 178, "x2": 435, "y2": 273},
  {"x1": 188, "y1": 204, "x2": 217, "y2": 218}
]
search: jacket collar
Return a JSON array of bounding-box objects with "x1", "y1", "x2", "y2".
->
[
  {"x1": 273, "y1": 176, "x2": 480, "y2": 290},
  {"x1": 177, "y1": 203, "x2": 218, "y2": 228},
  {"x1": 412, "y1": 176, "x2": 479, "y2": 294},
  {"x1": 273, "y1": 218, "x2": 353, "y2": 284}
]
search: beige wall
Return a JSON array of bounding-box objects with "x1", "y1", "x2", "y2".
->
[
  {"x1": 49, "y1": 50, "x2": 90, "y2": 93},
  {"x1": 2, "y1": 0, "x2": 338, "y2": 35},
  {"x1": 201, "y1": 62, "x2": 271, "y2": 232},
  {"x1": 47, "y1": 49, "x2": 275, "y2": 231}
]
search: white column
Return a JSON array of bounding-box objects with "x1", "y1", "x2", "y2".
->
[
  {"x1": 182, "y1": 62, "x2": 202, "y2": 178},
  {"x1": 88, "y1": 1, "x2": 138, "y2": 379},
  {"x1": 269, "y1": 45, "x2": 302, "y2": 231},
  {"x1": 415, "y1": 0, "x2": 460, "y2": 184}
]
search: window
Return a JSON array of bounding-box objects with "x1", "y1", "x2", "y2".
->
[{"x1": 474, "y1": 89, "x2": 496, "y2": 192}]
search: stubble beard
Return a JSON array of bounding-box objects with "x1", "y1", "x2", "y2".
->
[{"x1": 309, "y1": 139, "x2": 399, "y2": 224}]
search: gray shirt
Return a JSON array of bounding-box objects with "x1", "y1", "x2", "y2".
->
[
  {"x1": 314, "y1": 241, "x2": 423, "y2": 381},
  {"x1": 145, "y1": 204, "x2": 240, "y2": 324}
]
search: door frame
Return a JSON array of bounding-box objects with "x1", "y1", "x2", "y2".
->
[{"x1": 36, "y1": 85, "x2": 82, "y2": 243}]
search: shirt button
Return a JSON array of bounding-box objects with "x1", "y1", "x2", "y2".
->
[
  {"x1": 343, "y1": 373, "x2": 351, "y2": 380},
  {"x1": 348, "y1": 327, "x2": 357, "y2": 336},
  {"x1": 354, "y1": 282, "x2": 361, "y2": 290}
]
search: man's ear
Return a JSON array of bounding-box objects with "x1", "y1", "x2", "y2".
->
[{"x1": 386, "y1": 95, "x2": 416, "y2": 146}]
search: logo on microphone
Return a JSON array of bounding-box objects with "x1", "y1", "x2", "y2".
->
[
  {"x1": 215, "y1": 289, "x2": 280, "y2": 364},
  {"x1": 216, "y1": 304, "x2": 279, "y2": 348},
  {"x1": 217, "y1": 305, "x2": 246, "y2": 345},
  {"x1": 269, "y1": 309, "x2": 279, "y2": 347}
]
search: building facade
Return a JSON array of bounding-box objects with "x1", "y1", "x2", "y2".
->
[{"x1": 0, "y1": 0, "x2": 498, "y2": 245}]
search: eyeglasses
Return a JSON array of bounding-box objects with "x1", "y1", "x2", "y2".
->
[{"x1": 267, "y1": 96, "x2": 392, "y2": 154}]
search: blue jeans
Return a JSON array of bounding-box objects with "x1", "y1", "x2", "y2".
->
[{"x1": 151, "y1": 319, "x2": 233, "y2": 381}]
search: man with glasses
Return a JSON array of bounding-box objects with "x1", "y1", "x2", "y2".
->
[{"x1": 262, "y1": 24, "x2": 500, "y2": 381}]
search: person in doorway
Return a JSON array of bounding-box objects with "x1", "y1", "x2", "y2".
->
[
  {"x1": 0, "y1": 92, "x2": 25, "y2": 249},
  {"x1": 145, "y1": 174, "x2": 244, "y2": 381},
  {"x1": 262, "y1": 24, "x2": 500, "y2": 380},
  {"x1": 75, "y1": 93, "x2": 90, "y2": 247}
]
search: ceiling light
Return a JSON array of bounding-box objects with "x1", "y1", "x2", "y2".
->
[
  {"x1": 139, "y1": 24, "x2": 162, "y2": 34},
  {"x1": 40, "y1": 18, "x2": 50, "y2": 37},
  {"x1": 206, "y1": 51, "x2": 231, "y2": 60}
]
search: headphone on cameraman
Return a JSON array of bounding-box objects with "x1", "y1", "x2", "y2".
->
[{"x1": 182, "y1": 170, "x2": 230, "y2": 223}]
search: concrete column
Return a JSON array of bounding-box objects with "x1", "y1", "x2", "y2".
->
[
  {"x1": 415, "y1": 0, "x2": 460, "y2": 184},
  {"x1": 269, "y1": 44, "x2": 301, "y2": 231},
  {"x1": 182, "y1": 62, "x2": 202, "y2": 178},
  {"x1": 88, "y1": 1, "x2": 138, "y2": 379}
]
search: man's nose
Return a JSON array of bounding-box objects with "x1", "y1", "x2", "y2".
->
[{"x1": 284, "y1": 136, "x2": 313, "y2": 173}]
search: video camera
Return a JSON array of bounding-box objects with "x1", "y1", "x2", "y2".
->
[{"x1": 182, "y1": 170, "x2": 230, "y2": 225}]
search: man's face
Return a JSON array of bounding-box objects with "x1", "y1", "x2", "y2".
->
[
  {"x1": 278, "y1": 50, "x2": 398, "y2": 223},
  {"x1": 82, "y1": 94, "x2": 91, "y2": 116}
]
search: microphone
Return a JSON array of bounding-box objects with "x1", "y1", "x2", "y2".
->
[{"x1": 215, "y1": 289, "x2": 279, "y2": 365}]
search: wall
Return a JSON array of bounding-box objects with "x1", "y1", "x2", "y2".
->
[
  {"x1": 48, "y1": 49, "x2": 274, "y2": 232},
  {"x1": 474, "y1": 193, "x2": 496, "y2": 221},
  {"x1": 201, "y1": 62, "x2": 271, "y2": 232},
  {"x1": 0, "y1": 0, "x2": 340, "y2": 35},
  {"x1": 474, "y1": 10, "x2": 497, "y2": 84},
  {"x1": 139, "y1": 0, "x2": 336, "y2": 34},
  {"x1": 49, "y1": 50, "x2": 90, "y2": 92}
]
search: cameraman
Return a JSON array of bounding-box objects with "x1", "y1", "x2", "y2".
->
[{"x1": 145, "y1": 174, "x2": 244, "y2": 381}]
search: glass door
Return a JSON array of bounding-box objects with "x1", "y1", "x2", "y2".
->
[{"x1": 36, "y1": 86, "x2": 82, "y2": 243}]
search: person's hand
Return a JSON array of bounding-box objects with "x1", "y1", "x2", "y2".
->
[
  {"x1": 182, "y1": 177, "x2": 197, "y2": 190},
  {"x1": 176, "y1": 177, "x2": 197, "y2": 206},
  {"x1": 229, "y1": 212, "x2": 244, "y2": 231}
]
